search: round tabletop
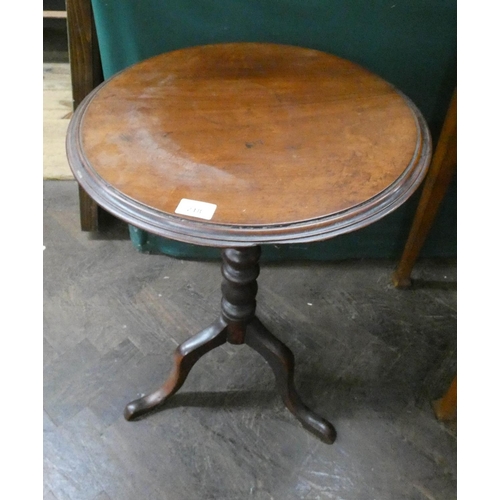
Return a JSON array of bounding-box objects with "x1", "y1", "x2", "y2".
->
[{"x1": 67, "y1": 42, "x2": 431, "y2": 247}]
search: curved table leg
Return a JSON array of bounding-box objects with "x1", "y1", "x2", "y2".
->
[
  {"x1": 245, "y1": 317, "x2": 336, "y2": 444},
  {"x1": 124, "y1": 316, "x2": 228, "y2": 420}
]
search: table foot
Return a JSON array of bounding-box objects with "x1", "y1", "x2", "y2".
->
[
  {"x1": 124, "y1": 316, "x2": 228, "y2": 420},
  {"x1": 245, "y1": 317, "x2": 336, "y2": 444},
  {"x1": 125, "y1": 246, "x2": 335, "y2": 443}
]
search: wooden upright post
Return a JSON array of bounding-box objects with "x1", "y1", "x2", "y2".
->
[
  {"x1": 66, "y1": 0, "x2": 105, "y2": 231},
  {"x1": 393, "y1": 89, "x2": 457, "y2": 288}
]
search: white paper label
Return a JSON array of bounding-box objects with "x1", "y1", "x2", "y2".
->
[{"x1": 175, "y1": 198, "x2": 217, "y2": 220}]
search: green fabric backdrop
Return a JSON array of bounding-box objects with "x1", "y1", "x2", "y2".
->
[{"x1": 91, "y1": 0, "x2": 457, "y2": 261}]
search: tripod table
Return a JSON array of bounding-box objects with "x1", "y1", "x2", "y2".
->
[{"x1": 66, "y1": 43, "x2": 431, "y2": 444}]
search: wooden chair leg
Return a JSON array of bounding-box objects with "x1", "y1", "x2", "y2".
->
[
  {"x1": 78, "y1": 185, "x2": 100, "y2": 232},
  {"x1": 433, "y1": 376, "x2": 457, "y2": 421},
  {"x1": 67, "y1": 0, "x2": 105, "y2": 231},
  {"x1": 392, "y1": 89, "x2": 457, "y2": 288}
]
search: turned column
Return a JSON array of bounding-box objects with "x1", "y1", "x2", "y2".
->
[{"x1": 221, "y1": 246, "x2": 261, "y2": 344}]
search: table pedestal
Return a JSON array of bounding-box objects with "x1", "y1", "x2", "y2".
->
[{"x1": 124, "y1": 246, "x2": 336, "y2": 444}]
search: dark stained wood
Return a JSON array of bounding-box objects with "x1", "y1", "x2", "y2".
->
[
  {"x1": 65, "y1": 43, "x2": 433, "y2": 444},
  {"x1": 125, "y1": 245, "x2": 336, "y2": 443},
  {"x1": 393, "y1": 89, "x2": 457, "y2": 288},
  {"x1": 66, "y1": 0, "x2": 104, "y2": 231},
  {"x1": 246, "y1": 317, "x2": 337, "y2": 444},
  {"x1": 67, "y1": 43, "x2": 431, "y2": 246},
  {"x1": 66, "y1": 0, "x2": 103, "y2": 125},
  {"x1": 221, "y1": 247, "x2": 261, "y2": 335},
  {"x1": 77, "y1": 184, "x2": 99, "y2": 232},
  {"x1": 124, "y1": 317, "x2": 228, "y2": 421}
]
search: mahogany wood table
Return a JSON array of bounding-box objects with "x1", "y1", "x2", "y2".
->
[{"x1": 66, "y1": 43, "x2": 431, "y2": 444}]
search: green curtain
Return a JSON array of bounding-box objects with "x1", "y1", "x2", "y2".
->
[{"x1": 91, "y1": 0, "x2": 456, "y2": 261}]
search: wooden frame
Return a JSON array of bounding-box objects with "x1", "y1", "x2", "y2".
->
[{"x1": 66, "y1": 0, "x2": 105, "y2": 231}]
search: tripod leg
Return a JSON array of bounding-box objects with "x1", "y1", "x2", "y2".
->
[
  {"x1": 124, "y1": 316, "x2": 228, "y2": 420},
  {"x1": 245, "y1": 317, "x2": 336, "y2": 444}
]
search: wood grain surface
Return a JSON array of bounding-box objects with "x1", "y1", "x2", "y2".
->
[{"x1": 67, "y1": 43, "x2": 431, "y2": 246}]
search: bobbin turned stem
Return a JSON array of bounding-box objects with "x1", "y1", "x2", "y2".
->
[
  {"x1": 221, "y1": 246, "x2": 260, "y2": 344},
  {"x1": 124, "y1": 245, "x2": 336, "y2": 444}
]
